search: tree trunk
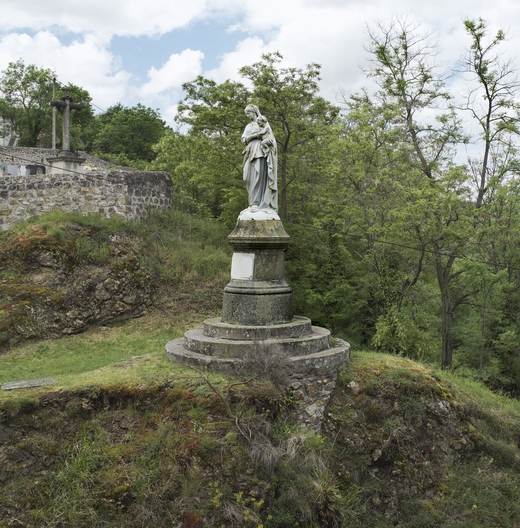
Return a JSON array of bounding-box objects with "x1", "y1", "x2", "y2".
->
[
  {"x1": 280, "y1": 153, "x2": 287, "y2": 220},
  {"x1": 435, "y1": 254, "x2": 456, "y2": 370}
]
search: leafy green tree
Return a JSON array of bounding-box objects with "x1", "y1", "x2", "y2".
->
[
  {"x1": 366, "y1": 19, "x2": 464, "y2": 180},
  {"x1": 0, "y1": 60, "x2": 94, "y2": 149},
  {"x1": 451, "y1": 19, "x2": 520, "y2": 388},
  {"x1": 239, "y1": 52, "x2": 340, "y2": 220},
  {"x1": 468, "y1": 180, "x2": 520, "y2": 394},
  {"x1": 0, "y1": 60, "x2": 55, "y2": 146},
  {"x1": 460, "y1": 18, "x2": 520, "y2": 207},
  {"x1": 365, "y1": 19, "x2": 474, "y2": 369},
  {"x1": 153, "y1": 78, "x2": 249, "y2": 223},
  {"x1": 153, "y1": 129, "x2": 245, "y2": 221},
  {"x1": 90, "y1": 103, "x2": 167, "y2": 163},
  {"x1": 326, "y1": 93, "x2": 441, "y2": 355}
]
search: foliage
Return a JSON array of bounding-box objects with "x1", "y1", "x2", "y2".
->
[
  {"x1": 0, "y1": 59, "x2": 94, "y2": 148},
  {"x1": 2, "y1": 330, "x2": 520, "y2": 527},
  {"x1": 365, "y1": 18, "x2": 464, "y2": 180},
  {"x1": 153, "y1": 128, "x2": 245, "y2": 224},
  {"x1": 0, "y1": 59, "x2": 55, "y2": 147},
  {"x1": 0, "y1": 208, "x2": 230, "y2": 349},
  {"x1": 89, "y1": 103, "x2": 167, "y2": 163},
  {"x1": 460, "y1": 18, "x2": 520, "y2": 207},
  {"x1": 157, "y1": 53, "x2": 340, "y2": 224},
  {"x1": 238, "y1": 52, "x2": 340, "y2": 220},
  {"x1": 287, "y1": 16, "x2": 520, "y2": 380}
]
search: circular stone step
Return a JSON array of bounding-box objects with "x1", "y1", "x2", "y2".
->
[
  {"x1": 184, "y1": 325, "x2": 331, "y2": 358},
  {"x1": 165, "y1": 337, "x2": 350, "y2": 375},
  {"x1": 203, "y1": 316, "x2": 312, "y2": 341}
]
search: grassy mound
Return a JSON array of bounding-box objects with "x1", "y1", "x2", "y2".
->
[
  {"x1": 1, "y1": 327, "x2": 520, "y2": 527},
  {"x1": 1, "y1": 210, "x2": 520, "y2": 527},
  {"x1": 325, "y1": 352, "x2": 520, "y2": 527}
]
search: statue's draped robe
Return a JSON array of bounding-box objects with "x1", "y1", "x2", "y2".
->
[{"x1": 242, "y1": 122, "x2": 278, "y2": 212}]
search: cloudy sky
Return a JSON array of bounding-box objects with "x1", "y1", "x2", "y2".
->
[{"x1": 1, "y1": 0, "x2": 519, "y2": 125}]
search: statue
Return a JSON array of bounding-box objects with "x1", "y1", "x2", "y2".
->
[{"x1": 241, "y1": 104, "x2": 278, "y2": 217}]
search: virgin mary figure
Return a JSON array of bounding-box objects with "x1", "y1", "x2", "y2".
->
[{"x1": 241, "y1": 104, "x2": 278, "y2": 215}]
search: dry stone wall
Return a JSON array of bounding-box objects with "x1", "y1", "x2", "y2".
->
[{"x1": 0, "y1": 170, "x2": 172, "y2": 230}]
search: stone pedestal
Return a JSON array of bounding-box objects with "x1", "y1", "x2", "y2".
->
[
  {"x1": 47, "y1": 152, "x2": 85, "y2": 175},
  {"x1": 222, "y1": 218, "x2": 292, "y2": 325}
]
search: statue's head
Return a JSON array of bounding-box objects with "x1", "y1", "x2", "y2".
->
[{"x1": 244, "y1": 104, "x2": 260, "y2": 119}]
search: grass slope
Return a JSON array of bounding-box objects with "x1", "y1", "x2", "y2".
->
[
  {"x1": 1, "y1": 211, "x2": 520, "y2": 527},
  {"x1": 2, "y1": 316, "x2": 520, "y2": 526},
  {"x1": 0, "y1": 208, "x2": 229, "y2": 348}
]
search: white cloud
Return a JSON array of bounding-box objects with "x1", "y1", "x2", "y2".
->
[
  {"x1": 226, "y1": 23, "x2": 249, "y2": 34},
  {"x1": 0, "y1": 31, "x2": 131, "y2": 110},
  {"x1": 204, "y1": 37, "x2": 275, "y2": 84},
  {"x1": 0, "y1": 0, "x2": 519, "y2": 123},
  {"x1": 204, "y1": 0, "x2": 520, "y2": 106},
  {"x1": 0, "y1": 0, "x2": 242, "y2": 38},
  {"x1": 140, "y1": 49, "x2": 204, "y2": 98}
]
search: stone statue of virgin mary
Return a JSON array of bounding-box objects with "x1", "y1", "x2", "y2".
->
[{"x1": 240, "y1": 104, "x2": 278, "y2": 219}]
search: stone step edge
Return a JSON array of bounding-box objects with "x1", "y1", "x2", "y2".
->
[
  {"x1": 184, "y1": 327, "x2": 331, "y2": 357},
  {"x1": 203, "y1": 316, "x2": 312, "y2": 340},
  {"x1": 186, "y1": 325, "x2": 330, "y2": 346},
  {"x1": 165, "y1": 337, "x2": 350, "y2": 375}
]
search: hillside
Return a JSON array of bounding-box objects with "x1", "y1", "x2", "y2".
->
[
  {"x1": 1, "y1": 212, "x2": 520, "y2": 527},
  {"x1": 0, "y1": 209, "x2": 230, "y2": 349},
  {"x1": 2, "y1": 339, "x2": 520, "y2": 527}
]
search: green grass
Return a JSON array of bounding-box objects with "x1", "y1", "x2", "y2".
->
[
  {"x1": 0, "y1": 207, "x2": 230, "y2": 350},
  {"x1": 3, "y1": 322, "x2": 520, "y2": 527},
  {"x1": 0, "y1": 207, "x2": 231, "y2": 287},
  {"x1": 0, "y1": 311, "x2": 209, "y2": 402}
]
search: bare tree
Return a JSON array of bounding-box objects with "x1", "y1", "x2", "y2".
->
[
  {"x1": 459, "y1": 18, "x2": 520, "y2": 207},
  {"x1": 365, "y1": 17, "x2": 463, "y2": 180}
]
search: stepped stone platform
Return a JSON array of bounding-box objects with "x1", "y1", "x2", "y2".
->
[{"x1": 165, "y1": 316, "x2": 350, "y2": 374}]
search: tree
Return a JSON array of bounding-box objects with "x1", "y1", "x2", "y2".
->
[
  {"x1": 0, "y1": 60, "x2": 94, "y2": 148},
  {"x1": 153, "y1": 129, "x2": 244, "y2": 220},
  {"x1": 460, "y1": 18, "x2": 520, "y2": 207},
  {"x1": 172, "y1": 53, "x2": 340, "y2": 221},
  {"x1": 239, "y1": 52, "x2": 339, "y2": 219},
  {"x1": 90, "y1": 103, "x2": 167, "y2": 163},
  {"x1": 0, "y1": 60, "x2": 55, "y2": 146},
  {"x1": 366, "y1": 19, "x2": 464, "y2": 180},
  {"x1": 452, "y1": 19, "x2": 520, "y2": 386},
  {"x1": 153, "y1": 78, "x2": 250, "y2": 222},
  {"x1": 366, "y1": 19, "x2": 472, "y2": 369},
  {"x1": 334, "y1": 93, "x2": 438, "y2": 355}
]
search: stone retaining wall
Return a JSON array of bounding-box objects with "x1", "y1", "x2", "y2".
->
[{"x1": 0, "y1": 170, "x2": 172, "y2": 230}]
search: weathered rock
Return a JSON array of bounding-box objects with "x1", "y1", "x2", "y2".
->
[{"x1": 0, "y1": 224, "x2": 154, "y2": 349}]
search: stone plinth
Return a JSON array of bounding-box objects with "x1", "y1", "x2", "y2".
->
[
  {"x1": 46, "y1": 153, "x2": 85, "y2": 175},
  {"x1": 165, "y1": 318, "x2": 350, "y2": 432},
  {"x1": 165, "y1": 325, "x2": 349, "y2": 374},
  {"x1": 222, "y1": 218, "x2": 292, "y2": 325}
]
